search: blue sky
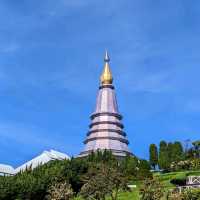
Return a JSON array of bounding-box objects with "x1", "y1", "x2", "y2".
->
[{"x1": 0, "y1": 0, "x2": 200, "y2": 167}]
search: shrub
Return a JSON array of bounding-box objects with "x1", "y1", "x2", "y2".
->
[
  {"x1": 182, "y1": 188, "x2": 200, "y2": 200},
  {"x1": 46, "y1": 182, "x2": 74, "y2": 200},
  {"x1": 80, "y1": 163, "x2": 129, "y2": 200},
  {"x1": 140, "y1": 178, "x2": 164, "y2": 200}
]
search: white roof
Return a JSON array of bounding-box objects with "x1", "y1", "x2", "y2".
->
[
  {"x1": 14, "y1": 149, "x2": 70, "y2": 173},
  {"x1": 0, "y1": 164, "x2": 15, "y2": 175}
]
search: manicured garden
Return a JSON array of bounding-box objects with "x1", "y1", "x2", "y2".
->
[
  {"x1": 108, "y1": 170, "x2": 200, "y2": 200},
  {"x1": 0, "y1": 139, "x2": 199, "y2": 200}
]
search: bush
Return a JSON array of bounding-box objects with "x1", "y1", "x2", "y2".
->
[
  {"x1": 170, "y1": 159, "x2": 200, "y2": 171},
  {"x1": 80, "y1": 163, "x2": 129, "y2": 200},
  {"x1": 167, "y1": 188, "x2": 200, "y2": 200},
  {"x1": 46, "y1": 182, "x2": 74, "y2": 200},
  {"x1": 182, "y1": 188, "x2": 200, "y2": 200},
  {"x1": 0, "y1": 151, "x2": 151, "y2": 199},
  {"x1": 140, "y1": 178, "x2": 164, "y2": 200}
]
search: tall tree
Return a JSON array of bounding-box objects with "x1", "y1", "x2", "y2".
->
[
  {"x1": 158, "y1": 141, "x2": 169, "y2": 170},
  {"x1": 149, "y1": 144, "x2": 158, "y2": 170},
  {"x1": 192, "y1": 140, "x2": 200, "y2": 158},
  {"x1": 171, "y1": 141, "x2": 184, "y2": 162},
  {"x1": 167, "y1": 142, "x2": 174, "y2": 164}
]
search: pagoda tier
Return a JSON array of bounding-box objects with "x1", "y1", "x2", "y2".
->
[{"x1": 79, "y1": 52, "x2": 132, "y2": 157}]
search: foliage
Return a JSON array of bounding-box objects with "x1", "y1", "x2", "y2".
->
[
  {"x1": 170, "y1": 158, "x2": 200, "y2": 171},
  {"x1": 184, "y1": 140, "x2": 200, "y2": 159},
  {"x1": 0, "y1": 159, "x2": 87, "y2": 200},
  {"x1": 182, "y1": 188, "x2": 200, "y2": 200},
  {"x1": 192, "y1": 140, "x2": 200, "y2": 158},
  {"x1": 137, "y1": 159, "x2": 152, "y2": 180},
  {"x1": 0, "y1": 160, "x2": 67, "y2": 200},
  {"x1": 120, "y1": 156, "x2": 152, "y2": 181},
  {"x1": 120, "y1": 155, "x2": 139, "y2": 180},
  {"x1": 149, "y1": 144, "x2": 158, "y2": 170},
  {"x1": 154, "y1": 170, "x2": 200, "y2": 191},
  {"x1": 157, "y1": 141, "x2": 184, "y2": 170},
  {"x1": 170, "y1": 142, "x2": 184, "y2": 163},
  {"x1": 0, "y1": 151, "x2": 151, "y2": 200},
  {"x1": 46, "y1": 182, "x2": 74, "y2": 200},
  {"x1": 166, "y1": 191, "x2": 184, "y2": 200},
  {"x1": 159, "y1": 141, "x2": 170, "y2": 170},
  {"x1": 87, "y1": 150, "x2": 117, "y2": 165},
  {"x1": 140, "y1": 178, "x2": 165, "y2": 200},
  {"x1": 80, "y1": 163, "x2": 129, "y2": 200},
  {"x1": 167, "y1": 188, "x2": 200, "y2": 200},
  {"x1": 62, "y1": 158, "x2": 88, "y2": 193}
]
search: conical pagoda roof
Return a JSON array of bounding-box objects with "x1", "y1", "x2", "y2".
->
[{"x1": 79, "y1": 52, "x2": 132, "y2": 157}]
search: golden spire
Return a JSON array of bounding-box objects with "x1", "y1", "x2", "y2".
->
[{"x1": 100, "y1": 51, "x2": 113, "y2": 85}]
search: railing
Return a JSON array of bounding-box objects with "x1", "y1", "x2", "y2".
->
[
  {"x1": 187, "y1": 176, "x2": 200, "y2": 185},
  {"x1": 177, "y1": 176, "x2": 200, "y2": 193}
]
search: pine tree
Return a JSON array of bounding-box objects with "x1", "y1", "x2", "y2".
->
[{"x1": 149, "y1": 144, "x2": 158, "y2": 170}]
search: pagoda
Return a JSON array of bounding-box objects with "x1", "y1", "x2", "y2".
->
[{"x1": 79, "y1": 51, "x2": 132, "y2": 157}]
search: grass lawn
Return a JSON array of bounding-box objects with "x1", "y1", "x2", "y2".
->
[
  {"x1": 107, "y1": 188, "x2": 140, "y2": 200},
  {"x1": 117, "y1": 189, "x2": 140, "y2": 200},
  {"x1": 154, "y1": 170, "x2": 200, "y2": 189},
  {"x1": 113, "y1": 170, "x2": 200, "y2": 199}
]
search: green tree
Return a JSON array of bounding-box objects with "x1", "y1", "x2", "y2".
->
[
  {"x1": 167, "y1": 142, "x2": 174, "y2": 164},
  {"x1": 158, "y1": 141, "x2": 169, "y2": 170},
  {"x1": 192, "y1": 140, "x2": 200, "y2": 158},
  {"x1": 171, "y1": 141, "x2": 184, "y2": 162},
  {"x1": 0, "y1": 159, "x2": 87, "y2": 200},
  {"x1": 137, "y1": 160, "x2": 152, "y2": 180},
  {"x1": 140, "y1": 178, "x2": 164, "y2": 200},
  {"x1": 120, "y1": 155, "x2": 139, "y2": 180},
  {"x1": 149, "y1": 144, "x2": 158, "y2": 170},
  {"x1": 80, "y1": 164, "x2": 129, "y2": 200}
]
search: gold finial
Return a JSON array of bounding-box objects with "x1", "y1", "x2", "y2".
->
[{"x1": 100, "y1": 51, "x2": 113, "y2": 85}]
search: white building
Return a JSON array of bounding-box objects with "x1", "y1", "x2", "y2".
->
[
  {"x1": 0, "y1": 164, "x2": 15, "y2": 176},
  {"x1": 0, "y1": 150, "x2": 70, "y2": 176},
  {"x1": 79, "y1": 52, "x2": 132, "y2": 158}
]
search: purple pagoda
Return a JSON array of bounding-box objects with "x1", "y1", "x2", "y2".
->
[{"x1": 79, "y1": 51, "x2": 132, "y2": 157}]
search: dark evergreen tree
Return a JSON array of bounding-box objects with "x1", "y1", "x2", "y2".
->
[
  {"x1": 158, "y1": 141, "x2": 169, "y2": 170},
  {"x1": 172, "y1": 141, "x2": 184, "y2": 162},
  {"x1": 149, "y1": 144, "x2": 158, "y2": 170},
  {"x1": 167, "y1": 142, "x2": 174, "y2": 164},
  {"x1": 192, "y1": 140, "x2": 200, "y2": 158}
]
